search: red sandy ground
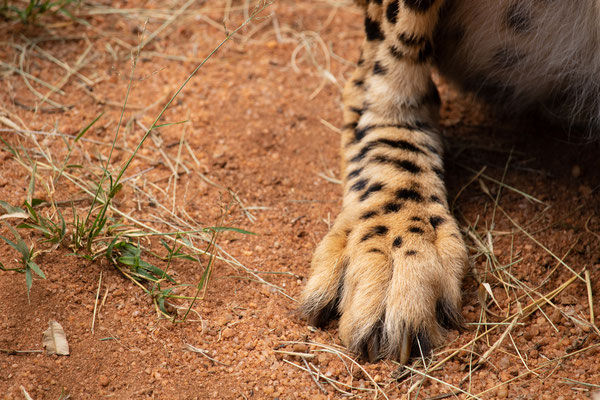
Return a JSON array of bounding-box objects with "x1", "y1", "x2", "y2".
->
[{"x1": 0, "y1": 1, "x2": 599, "y2": 399}]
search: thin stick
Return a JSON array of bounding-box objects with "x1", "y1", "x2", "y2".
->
[
  {"x1": 476, "y1": 315, "x2": 517, "y2": 366},
  {"x1": 302, "y1": 356, "x2": 328, "y2": 394},
  {"x1": 0, "y1": 349, "x2": 43, "y2": 354},
  {"x1": 91, "y1": 271, "x2": 103, "y2": 334},
  {"x1": 184, "y1": 343, "x2": 228, "y2": 366},
  {"x1": 272, "y1": 350, "x2": 315, "y2": 359},
  {"x1": 402, "y1": 364, "x2": 479, "y2": 399},
  {"x1": 134, "y1": 0, "x2": 196, "y2": 52},
  {"x1": 585, "y1": 269, "x2": 595, "y2": 326},
  {"x1": 0, "y1": 61, "x2": 66, "y2": 94}
]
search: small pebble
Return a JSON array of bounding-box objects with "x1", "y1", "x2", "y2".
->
[
  {"x1": 99, "y1": 375, "x2": 109, "y2": 387},
  {"x1": 497, "y1": 386, "x2": 509, "y2": 398},
  {"x1": 292, "y1": 343, "x2": 308, "y2": 353}
]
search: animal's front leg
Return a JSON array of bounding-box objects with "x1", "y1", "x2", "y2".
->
[{"x1": 300, "y1": 0, "x2": 468, "y2": 363}]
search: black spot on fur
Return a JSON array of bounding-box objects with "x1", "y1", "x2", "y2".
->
[
  {"x1": 386, "y1": 0, "x2": 400, "y2": 23},
  {"x1": 344, "y1": 121, "x2": 358, "y2": 131},
  {"x1": 376, "y1": 138, "x2": 425, "y2": 154},
  {"x1": 432, "y1": 167, "x2": 444, "y2": 180},
  {"x1": 365, "y1": 16, "x2": 385, "y2": 41},
  {"x1": 360, "y1": 182, "x2": 385, "y2": 201},
  {"x1": 351, "y1": 123, "x2": 435, "y2": 145},
  {"x1": 347, "y1": 167, "x2": 363, "y2": 179},
  {"x1": 373, "y1": 155, "x2": 422, "y2": 174},
  {"x1": 430, "y1": 195, "x2": 443, "y2": 204},
  {"x1": 389, "y1": 45, "x2": 405, "y2": 60},
  {"x1": 373, "y1": 61, "x2": 388, "y2": 75},
  {"x1": 350, "y1": 142, "x2": 375, "y2": 162},
  {"x1": 410, "y1": 216, "x2": 422, "y2": 221},
  {"x1": 373, "y1": 225, "x2": 389, "y2": 235},
  {"x1": 361, "y1": 225, "x2": 389, "y2": 242},
  {"x1": 353, "y1": 138, "x2": 425, "y2": 162},
  {"x1": 505, "y1": 2, "x2": 532, "y2": 33},
  {"x1": 351, "y1": 178, "x2": 369, "y2": 192},
  {"x1": 354, "y1": 125, "x2": 375, "y2": 142},
  {"x1": 350, "y1": 106, "x2": 365, "y2": 116},
  {"x1": 368, "y1": 248, "x2": 385, "y2": 254},
  {"x1": 392, "y1": 236, "x2": 403, "y2": 247},
  {"x1": 429, "y1": 215, "x2": 445, "y2": 229},
  {"x1": 396, "y1": 188, "x2": 424, "y2": 202},
  {"x1": 360, "y1": 210, "x2": 378, "y2": 220},
  {"x1": 354, "y1": 79, "x2": 365, "y2": 87},
  {"x1": 383, "y1": 202, "x2": 402, "y2": 213},
  {"x1": 408, "y1": 226, "x2": 424, "y2": 234},
  {"x1": 403, "y1": 0, "x2": 436, "y2": 13},
  {"x1": 405, "y1": 250, "x2": 418, "y2": 256},
  {"x1": 398, "y1": 32, "x2": 426, "y2": 47}
]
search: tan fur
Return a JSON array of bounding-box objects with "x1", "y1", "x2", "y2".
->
[{"x1": 301, "y1": 0, "x2": 599, "y2": 363}]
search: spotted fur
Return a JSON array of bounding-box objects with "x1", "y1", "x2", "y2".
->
[{"x1": 300, "y1": 0, "x2": 600, "y2": 363}]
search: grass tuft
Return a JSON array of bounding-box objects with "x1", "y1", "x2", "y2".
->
[{"x1": 0, "y1": 0, "x2": 274, "y2": 319}]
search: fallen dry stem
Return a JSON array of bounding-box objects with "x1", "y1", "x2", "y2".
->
[
  {"x1": 91, "y1": 270, "x2": 102, "y2": 334},
  {"x1": 302, "y1": 356, "x2": 328, "y2": 394},
  {"x1": 475, "y1": 315, "x2": 517, "y2": 366},
  {"x1": 402, "y1": 364, "x2": 479, "y2": 399}
]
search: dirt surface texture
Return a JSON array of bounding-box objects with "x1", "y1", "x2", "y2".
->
[{"x1": 1, "y1": 1, "x2": 599, "y2": 399}]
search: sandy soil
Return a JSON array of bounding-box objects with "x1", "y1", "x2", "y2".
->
[{"x1": 0, "y1": 1, "x2": 599, "y2": 399}]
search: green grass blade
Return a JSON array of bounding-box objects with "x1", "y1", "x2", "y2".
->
[
  {"x1": 205, "y1": 226, "x2": 256, "y2": 235},
  {"x1": 27, "y1": 260, "x2": 46, "y2": 279},
  {"x1": 153, "y1": 120, "x2": 188, "y2": 129},
  {"x1": 75, "y1": 112, "x2": 103, "y2": 142},
  {"x1": 0, "y1": 200, "x2": 25, "y2": 214},
  {"x1": 25, "y1": 268, "x2": 32, "y2": 300}
]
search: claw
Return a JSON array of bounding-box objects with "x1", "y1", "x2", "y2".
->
[
  {"x1": 367, "y1": 324, "x2": 382, "y2": 363},
  {"x1": 399, "y1": 328, "x2": 412, "y2": 365}
]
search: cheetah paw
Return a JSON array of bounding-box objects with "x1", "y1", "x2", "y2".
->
[{"x1": 300, "y1": 208, "x2": 467, "y2": 363}]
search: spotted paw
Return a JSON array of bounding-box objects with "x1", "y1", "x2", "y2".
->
[{"x1": 300, "y1": 200, "x2": 467, "y2": 363}]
